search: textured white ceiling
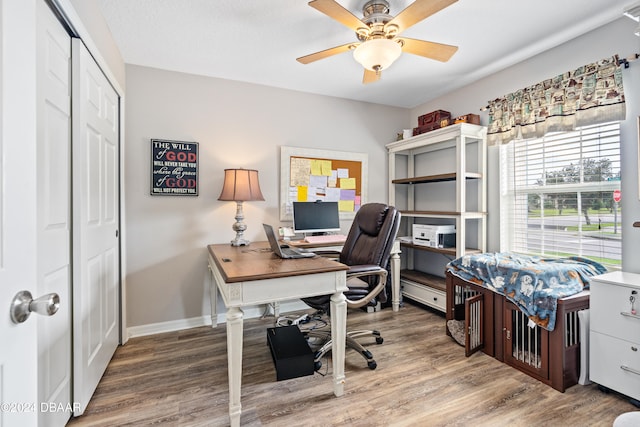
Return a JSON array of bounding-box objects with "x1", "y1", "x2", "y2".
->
[{"x1": 97, "y1": 0, "x2": 630, "y2": 108}]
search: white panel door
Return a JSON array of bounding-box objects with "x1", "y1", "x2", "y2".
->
[
  {"x1": 36, "y1": 1, "x2": 73, "y2": 425},
  {"x1": 0, "y1": 1, "x2": 39, "y2": 425},
  {"x1": 72, "y1": 38, "x2": 120, "y2": 415},
  {"x1": 0, "y1": 1, "x2": 72, "y2": 426}
]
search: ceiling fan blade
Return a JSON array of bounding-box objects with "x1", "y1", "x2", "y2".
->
[
  {"x1": 363, "y1": 69, "x2": 380, "y2": 84},
  {"x1": 308, "y1": 0, "x2": 367, "y2": 31},
  {"x1": 296, "y1": 43, "x2": 356, "y2": 64},
  {"x1": 399, "y1": 37, "x2": 458, "y2": 62},
  {"x1": 385, "y1": 0, "x2": 458, "y2": 34}
]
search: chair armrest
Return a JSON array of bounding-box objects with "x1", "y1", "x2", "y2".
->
[
  {"x1": 347, "y1": 264, "x2": 385, "y2": 275},
  {"x1": 345, "y1": 265, "x2": 388, "y2": 309}
]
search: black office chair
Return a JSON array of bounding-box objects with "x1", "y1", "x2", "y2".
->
[{"x1": 303, "y1": 203, "x2": 401, "y2": 370}]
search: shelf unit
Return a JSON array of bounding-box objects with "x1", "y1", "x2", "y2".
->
[{"x1": 387, "y1": 123, "x2": 487, "y2": 312}]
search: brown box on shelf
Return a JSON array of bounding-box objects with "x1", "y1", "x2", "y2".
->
[
  {"x1": 418, "y1": 110, "x2": 451, "y2": 126},
  {"x1": 413, "y1": 117, "x2": 450, "y2": 136},
  {"x1": 453, "y1": 114, "x2": 480, "y2": 125}
]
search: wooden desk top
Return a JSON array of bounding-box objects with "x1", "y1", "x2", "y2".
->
[{"x1": 208, "y1": 241, "x2": 348, "y2": 283}]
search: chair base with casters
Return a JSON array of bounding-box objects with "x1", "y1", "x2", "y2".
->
[
  {"x1": 303, "y1": 266, "x2": 390, "y2": 370},
  {"x1": 306, "y1": 327, "x2": 383, "y2": 370}
]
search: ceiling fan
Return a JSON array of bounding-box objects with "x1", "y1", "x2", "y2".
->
[{"x1": 297, "y1": 0, "x2": 458, "y2": 84}]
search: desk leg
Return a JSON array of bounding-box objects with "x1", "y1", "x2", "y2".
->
[
  {"x1": 208, "y1": 264, "x2": 218, "y2": 327},
  {"x1": 390, "y1": 250, "x2": 401, "y2": 312},
  {"x1": 329, "y1": 291, "x2": 346, "y2": 397},
  {"x1": 226, "y1": 306, "x2": 243, "y2": 427}
]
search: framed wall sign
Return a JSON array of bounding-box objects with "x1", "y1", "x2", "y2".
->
[
  {"x1": 151, "y1": 139, "x2": 199, "y2": 196},
  {"x1": 280, "y1": 146, "x2": 368, "y2": 221}
]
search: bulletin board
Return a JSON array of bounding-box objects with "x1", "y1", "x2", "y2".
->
[{"x1": 280, "y1": 146, "x2": 368, "y2": 221}]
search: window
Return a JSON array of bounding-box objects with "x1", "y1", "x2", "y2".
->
[{"x1": 500, "y1": 122, "x2": 621, "y2": 268}]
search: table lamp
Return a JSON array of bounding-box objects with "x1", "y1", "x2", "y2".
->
[{"x1": 218, "y1": 168, "x2": 265, "y2": 246}]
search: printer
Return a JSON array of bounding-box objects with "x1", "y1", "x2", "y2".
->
[{"x1": 412, "y1": 224, "x2": 456, "y2": 248}]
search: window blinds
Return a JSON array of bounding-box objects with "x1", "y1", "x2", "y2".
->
[{"x1": 499, "y1": 122, "x2": 621, "y2": 267}]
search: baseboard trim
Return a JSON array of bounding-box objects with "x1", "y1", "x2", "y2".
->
[
  {"x1": 127, "y1": 316, "x2": 212, "y2": 338},
  {"x1": 126, "y1": 301, "x2": 308, "y2": 339}
]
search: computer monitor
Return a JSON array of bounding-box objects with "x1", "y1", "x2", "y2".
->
[{"x1": 292, "y1": 201, "x2": 340, "y2": 235}]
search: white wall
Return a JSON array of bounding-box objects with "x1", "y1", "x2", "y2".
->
[
  {"x1": 410, "y1": 17, "x2": 640, "y2": 267},
  {"x1": 124, "y1": 65, "x2": 408, "y2": 329}
]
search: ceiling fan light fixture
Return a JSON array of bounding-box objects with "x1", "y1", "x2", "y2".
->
[{"x1": 353, "y1": 38, "x2": 401, "y2": 72}]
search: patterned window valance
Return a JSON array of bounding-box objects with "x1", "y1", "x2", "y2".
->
[{"x1": 486, "y1": 55, "x2": 626, "y2": 145}]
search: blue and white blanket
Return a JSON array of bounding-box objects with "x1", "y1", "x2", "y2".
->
[{"x1": 446, "y1": 252, "x2": 607, "y2": 331}]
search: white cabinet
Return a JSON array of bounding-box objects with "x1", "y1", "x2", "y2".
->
[
  {"x1": 589, "y1": 271, "x2": 640, "y2": 402},
  {"x1": 386, "y1": 123, "x2": 487, "y2": 312}
]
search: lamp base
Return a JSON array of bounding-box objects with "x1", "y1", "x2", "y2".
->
[
  {"x1": 230, "y1": 237, "x2": 250, "y2": 247},
  {"x1": 229, "y1": 201, "x2": 250, "y2": 246}
]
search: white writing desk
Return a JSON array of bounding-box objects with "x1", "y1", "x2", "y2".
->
[{"x1": 207, "y1": 242, "x2": 349, "y2": 427}]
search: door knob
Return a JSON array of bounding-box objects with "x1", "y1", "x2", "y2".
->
[{"x1": 10, "y1": 291, "x2": 60, "y2": 324}]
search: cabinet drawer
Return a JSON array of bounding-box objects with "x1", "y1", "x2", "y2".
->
[
  {"x1": 590, "y1": 331, "x2": 640, "y2": 401},
  {"x1": 590, "y1": 280, "x2": 640, "y2": 342},
  {"x1": 402, "y1": 279, "x2": 446, "y2": 312}
]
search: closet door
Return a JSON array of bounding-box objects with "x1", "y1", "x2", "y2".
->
[
  {"x1": 36, "y1": 2, "x2": 73, "y2": 425},
  {"x1": 0, "y1": 2, "x2": 73, "y2": 426},
  {"x1": 72, "y1": 38, "x2": 120, "y2": 415},
  {"x1": 0, "y1": 1, "x2": 73, "y2": 425}
]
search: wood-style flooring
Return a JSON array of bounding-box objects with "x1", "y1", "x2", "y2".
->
[{"x1": 67, "y1": 302, "x2": 637, "y2": 426}]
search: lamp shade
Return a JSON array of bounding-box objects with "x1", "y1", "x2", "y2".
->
[
  {"x1": 353, "y1": 38, "x2": 402, "y2": 72},
  {"x1": 218, "y1": 169, "x2": 265, "y2": 202}
]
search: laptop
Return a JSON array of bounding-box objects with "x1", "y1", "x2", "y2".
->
[{"x1": 262, "y1": 224, "x2": 315, "y2": 259}]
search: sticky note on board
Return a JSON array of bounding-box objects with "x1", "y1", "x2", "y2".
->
[
  {"x1": 340, "y1": 189, "x2": 356, "y2": 200},
  {"x1": 310, "y1": 160, "x2": 322, "y2": 176},
  {"x1": 297, "y1": 186, "x2": 308, "y2": 201},
  {"x1": 320, "y1": 160, "x2": 332, "y2": 176},
  {"x1": 340, "y1": 178, "x2": 356, "y2": 189},
  {"x1": 339, "y1": 200, "x2": 355, "y2": 211}
]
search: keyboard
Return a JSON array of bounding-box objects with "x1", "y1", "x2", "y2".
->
[
  {"x1": 304, "y1": 234, "x2": 347, "y2": 244},
  {"x1": 281, "y1": 247, "x2": 314, "y2": 258}
]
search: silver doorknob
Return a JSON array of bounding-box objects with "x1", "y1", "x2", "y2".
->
[{"x1": 10, "y1": 291, "x2": 60, "y2": 324}]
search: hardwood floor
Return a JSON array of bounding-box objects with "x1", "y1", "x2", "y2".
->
[{"x1": 68, "y1": 302, "x2": 636, "y2": 426}]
